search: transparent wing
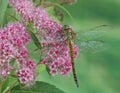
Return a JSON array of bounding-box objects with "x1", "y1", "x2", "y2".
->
[
  {"x1": 76, "y1": 25, "x2": 109, "y2": 53},
  {"x1": 77, "y1": 40, "x2": 106, "y2": 53}
]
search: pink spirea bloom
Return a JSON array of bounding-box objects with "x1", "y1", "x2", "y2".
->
[
  {"x1": 9, "y1": 0, "x2": 79, "y2": 76},
  {"x1": 33, "y1": 7, "x2": 50, "y2": 28},
  {"x1": 0, "y1": 22, "x2": 36, "y2": 86},
  {"x1": 9, "y1": 0, "x2": 34, "y2": 22},
  {"x1": 17, "y1": 67, "x2": 35, "y2": 87},
  {"x1": 40, "y1": 20, "x2": 79, "y2": 75}
]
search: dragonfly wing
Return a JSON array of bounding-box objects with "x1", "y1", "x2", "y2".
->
[
  {"x1": 76, "y1": 25, "x2": 109, "y2": 41},
  {"x1": 77, "y1": 40, "x2": 107, "y2": 53},
  {"x1": 76, "y1": 25, "x2": 109, "y2": 53}
]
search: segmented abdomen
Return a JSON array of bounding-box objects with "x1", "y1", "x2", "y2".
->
[{"x1": 68, "y1": 40, "x2": 79, "y2": 87}]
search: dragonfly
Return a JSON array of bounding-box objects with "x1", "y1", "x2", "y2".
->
[
  {"x1": 62, "y1": 24, "x2": 108, "y2": 87},
  {"x1": 62, "y1": 25, "x2": 79, "y2": 87},
  {"x1": 32, "y1": 23, "x2": 108, "y2": 87}
]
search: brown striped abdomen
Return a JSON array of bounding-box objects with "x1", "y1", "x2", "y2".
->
[{"x1": 69, "y1": 40, "x2": 79, "y2": 87}]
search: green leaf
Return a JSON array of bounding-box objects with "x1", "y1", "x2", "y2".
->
[
  {"x1": 54, "y1": 3, "x2": 73, "y2": 21},
  {"x1": 46, "y1": 66, "x2": 51, "y2": 77},
  {"x1": 27, "y1": 24, "x2": 42, "y2": 49},
  {"x1": 1, "y1": 78, "x2": 9, "y2": 93},
  {"x1": 11, "y1": 81, "x2": 66, "y2": 93},
  {"x1": 3, "y1": 8, "x2": 14, "y2": 25},
  {"x1": 0, "y1": 80, "x2": 5, "y2": 93},
  {"x1": 46, "y1": 6, "x2": 54, "y2": 15},
  {"x1": 46, "y1": 6, "x2": 62, "y2": 23},
  {"x1": 46, "y1": 6, "x2": 56, "y2": 19},
  {"x1": 29, "y1": 31, "x2": 42, "y2": 49},
  {"x1": 0, "y1": 0, "x2": 9, "y2": 27},
  {"x1": 37, "y1": 64, "x2": 46, "y2": 75},
  {"x1": 1, "y1": 76, "x2": 18, "y2": 93},
  {"x1": 8, "y1": 15, "x2": 19, "y2": 21}
]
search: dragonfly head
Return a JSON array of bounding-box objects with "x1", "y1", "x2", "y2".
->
[
  {"x1": 62, "y1": 25, "x2": 71, "y2": 30},
  {"x1": 62, "y1": 25, "x2": 76, "y2": 40}
]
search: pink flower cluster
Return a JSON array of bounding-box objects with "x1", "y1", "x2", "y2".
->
[
  {"x1": 9, "y1": 0, "x2": 34, "y2": 22},
  {"x1": 9, "y1": 0, "x2": 50, "y2": 27},
  {"x1": 0, "y1": 22, "x2": 36, "y2": 86},
  {"x1": 41, "y1": 34, "x2": 79, "y2": 75},
  {"x1": 9, "y1": 0, "x2": 79, "y2": 76}
]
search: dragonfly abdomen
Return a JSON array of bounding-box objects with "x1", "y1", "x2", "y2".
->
[{"x1": 69, "y1": 41, "x2": 79, "y2": 87}]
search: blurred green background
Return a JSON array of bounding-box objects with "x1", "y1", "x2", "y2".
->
[{"x1": 38, "y1": 0, "x2": 120, "y2": 93}]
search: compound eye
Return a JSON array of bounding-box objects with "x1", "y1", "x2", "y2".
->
[
  {"x1": 63, "y1": 25, "x2": 70, "y2": 30},
  {"x1": 66, "y1": 25, "x2": 70, "y2": 29}
]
